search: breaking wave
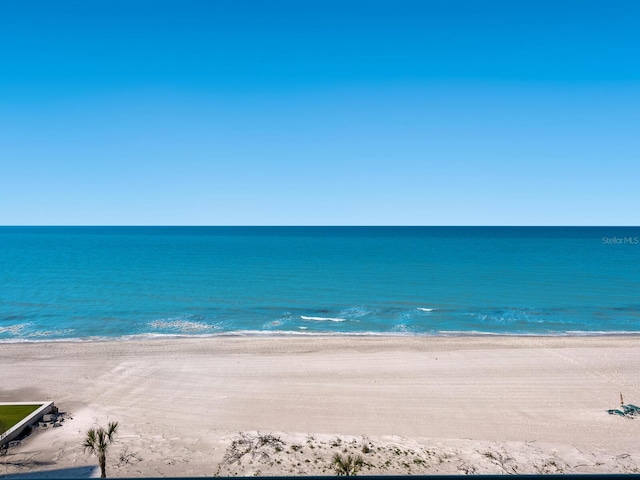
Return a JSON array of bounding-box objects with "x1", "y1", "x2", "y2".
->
[
  {"x1": 301, "y1": 316, "x2": 346, "y2": 322},
  {"x1": 149, "y1": 316, "x2": 221, "y2": 333}
]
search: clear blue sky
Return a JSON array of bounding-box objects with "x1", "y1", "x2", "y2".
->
[{"x1": 1, "y1": 0, "x2": 638, "y2": 225}]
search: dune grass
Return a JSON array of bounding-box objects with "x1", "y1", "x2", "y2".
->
[{"x1": 0, "y1": 404, "x2": 41, "y2": 430}]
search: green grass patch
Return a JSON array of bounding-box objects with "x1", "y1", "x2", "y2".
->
[{"x1": 0, "y1": 404, "x2": 42, "y2": 431}]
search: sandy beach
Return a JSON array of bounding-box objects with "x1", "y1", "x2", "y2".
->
[{"x1": 2, "y1": 335, "x2": 640, "y2": 477}]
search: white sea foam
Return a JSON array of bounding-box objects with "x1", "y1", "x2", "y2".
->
[
  {"x1": 28, "y1": 328, "x2": 76, "y2": 338},
  {"x1": 339, "y1": 306, "x2": 371, "y2": 318},
  {"x1": 3, "y1": 328, "x2": 640, "y2": 344},
  {"x1": 212, "y1": 329, "x2": 418, "y2": 337},
  {"x1": 391, "y1": 324, "x2": 416, "y2": 334},
  {"x1": 435, "y1": 330, "x2": 640, "y2": 337},
  {"x1": 0, "y1": 324, "x2": 28, "y2": 335},
  {"x1": 149, "y1": 318, "x2": 219, "y2": 333},
  {"x1": 396, "y1": 311, "x2": 415, "y2": 320},
  {"x1": 438, "y1": 330, "x2": 518, "y2": 336},
  {"x1": 265, "y1": 319, "x2": 284, "y2": 328},
  {"x1": 300, "y1": 315, "x2": 346, "y2": 322},
  {"x1": 417, "y1": 308, "x2": 436, "y2": 312},
  {"x1": 564, "y1": 330, "x2": 640, "y2": 336}
]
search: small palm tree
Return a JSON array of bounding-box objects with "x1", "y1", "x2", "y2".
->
[
  {"x1": 82, "y1": 421, "x2": 119, "y2": 478},
  {"x1": 332, "y1": 452, "x2": 364, "y2": 476}
]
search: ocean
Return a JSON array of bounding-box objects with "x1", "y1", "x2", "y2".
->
[{"x1": 1, "y1": 226, "x2": 639, "y2": 342}]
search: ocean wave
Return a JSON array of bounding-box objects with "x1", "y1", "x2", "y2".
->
[
  {"x1": 0, "y1": 330, "x2": 421, "y2": 342},
  {"x1": 264, "y1": 319, "x2": 284, "y2": 328},
  {"x1": 464, "y1": 308, "x2": 551, "y2": 325},
  {"x1": 0, "y1": 323, "x2": 74, "y2": 339},
  {"x1": 3, "y1": 328, "x2": 640, "y2": 344},
  {"x1": 438, "y1": 330, "x2": 536, "y2": 336},
  {"x1": 396, "y1": 310, "x2": 417, "y2": 321},
  {"x1": 417, "y1": 307, "x2": 436, "y2": 312},
  {"x1": 391, "y1": 323, "x2": 416, "y2": 334},
  {"x1": 0, "y1": 324, "x2": 28, "y2": 335},
  {"x1": 27, "y1": 328, "x2": 77, "y2": 338},
  {"x1": 437, "y1": 329, "x2": 640, "y2": 337},
  {"x1": 149, "y1": 317, "x2": 221, "y2": 333},
  {"x1": 339, "y1": 306, "x2": 371, "y2": 318},
  {"x1": 563, "y1": 330, "x2": 640, "y2": 336},
  {"x1": 203, "y1": 329, "x2": 420, "y2": 337},
  {"x1": 300, "y1": 315, "x2": 346, "y2": 322}
]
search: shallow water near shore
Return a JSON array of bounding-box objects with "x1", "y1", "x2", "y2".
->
[{"x1": 1, "y1": 226, "x2": 639, "y2": 341}]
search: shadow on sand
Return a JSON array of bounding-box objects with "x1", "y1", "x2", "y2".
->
[{"x1": 0, "y1": 466, "x2": 98, "y2": 479}]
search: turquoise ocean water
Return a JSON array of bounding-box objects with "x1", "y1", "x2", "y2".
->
[{"x1": 1, "y1": 227, "x2": 639, "y2": 342}]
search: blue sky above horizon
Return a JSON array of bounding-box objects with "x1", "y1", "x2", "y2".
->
[{"x1": 1, "y1": 0, "x2": 639, "y2": 225}]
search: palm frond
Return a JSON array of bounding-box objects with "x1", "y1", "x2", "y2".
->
[
  {"x1": 83, "y1": 428, "x2": 98, "y2": 454},
  {"x1": 106, "y1": 421, "x2": 119, "y2": 441},
  {"x1": 332, "y1": 453, "x2": 364, "y2": 476}
]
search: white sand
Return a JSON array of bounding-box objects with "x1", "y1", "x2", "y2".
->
[{"x1": 1, "y1": 336, "x2": 639, "y2": 477}]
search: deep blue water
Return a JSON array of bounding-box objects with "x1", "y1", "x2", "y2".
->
[{"x1": 1, "y1": 226, "x2": 639, "y2": 341}]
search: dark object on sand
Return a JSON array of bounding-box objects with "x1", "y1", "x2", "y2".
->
[
  {"x1": 607, "y1": 409, "x2": 627, "y2": 417},
  {"x1": 608, "y1": 404, "x2": 640, "y2": 418}
]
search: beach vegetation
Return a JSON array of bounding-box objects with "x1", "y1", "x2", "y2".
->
[
  {"x1": 332, "y1": 453, "x2": 364, "y2": 476},
  {"x1": 117, "y1": 446, "x2": 141, "y2": 466},
  {"x1": 221, "y1": 432, "x2": 285, "y2": 466},
  {"x1": 82, "y1": 421, "x2": 119, "y2": 478},
  {"x1": 482, "y1": 449, "x2": 518, "y2": 475}
]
